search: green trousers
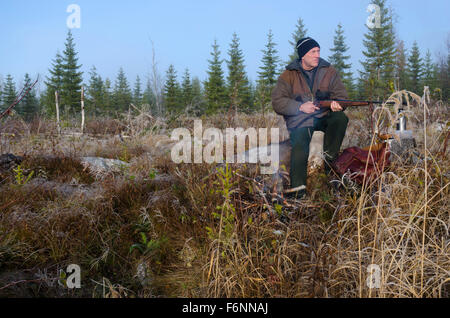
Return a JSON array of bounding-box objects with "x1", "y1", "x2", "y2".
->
[{"x1": 289, "y1": 111, "x2": 348, "y2": 188}]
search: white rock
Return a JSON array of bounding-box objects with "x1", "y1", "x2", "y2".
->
[{"x1": 81, "y1": 157, "x2": 129, "y2": 174}]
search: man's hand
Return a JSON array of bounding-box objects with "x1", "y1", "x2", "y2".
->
[
  {"x1": 330, "y1": 101, "x2": 343, "y2": 112},
  {"x1": 299, "y1": 101, "x2": 319, "y2": 114}
]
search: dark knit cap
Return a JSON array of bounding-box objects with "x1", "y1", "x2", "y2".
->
[{"x1": 296, "y1": 37, "x2": 320, "y2": 60}]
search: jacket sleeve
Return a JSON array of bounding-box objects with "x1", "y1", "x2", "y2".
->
[{"x1": 271, "y1": 75, "x2": 302, "y2": 116}]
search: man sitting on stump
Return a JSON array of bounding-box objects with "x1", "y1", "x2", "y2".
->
[{"x1": 272, "y1": 37, "x2": 349, "y2": 200}]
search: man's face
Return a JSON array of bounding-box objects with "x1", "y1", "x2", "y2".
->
[{"x1": 301, "y1": 47, "x2": 320, "y2": 70}]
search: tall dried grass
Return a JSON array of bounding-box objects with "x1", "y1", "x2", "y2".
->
[{"x1": 0, "y1": 91, "x2": 448, "y2": 297}]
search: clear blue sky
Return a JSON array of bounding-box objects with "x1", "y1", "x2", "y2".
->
[{"x1": 0, "y1": 0, "x2": 449, "y2": 95}]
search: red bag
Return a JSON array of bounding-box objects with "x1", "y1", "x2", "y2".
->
[{"x1": 334, "y1": 142, "x2": 390, "y2": 184}]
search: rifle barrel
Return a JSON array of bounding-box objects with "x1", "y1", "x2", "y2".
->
[{"x1": 317, "y1": 100, "x2": 381, "y2": 108}]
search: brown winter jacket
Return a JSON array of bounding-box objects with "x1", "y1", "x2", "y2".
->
[{"x1": 272, "y1": 58, "x2": 348, "y2": 129}]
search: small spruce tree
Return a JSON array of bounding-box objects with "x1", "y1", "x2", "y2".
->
[
  {"x1": 0, "y1": 76, "x2": 3, "y2": 107},
  {"x1": 204, "y1": 39, "x2": 227, "y2": 114},
  {"x1": 112, "y1": 67, "x2": 132, "y2": 112},
  {"x1": 19, "y1": 73, "x2": 40, "y2": 121},
  {"x1": 394, "y1": 40, "x2": 409, "y2": 90},
  {"x1": 181, "y1": 68, "x2": 193, "y2": 107},
  {"x1": 359, "y1": 0, "x2": 396, "y2": 99},
  {"x1": 2, "y1": 74, "x2": 17, "y2": 110},
  {"x1": 87, "y1": 66, "x2": 105, "y2": 116},
  {"x1": 103, "y1": 78, "x2": 113, "y2": 114},
  {"x1": 226, "y1": 32, "x2": 252, "y2": 113},
  {"x1": 288, "y1": 17, "x2": 308, "y2": 62},
  {"x1": 257, "y1": 29, "x2": 281, "y2": 112},
  {"x1": 163, "y1": 64, "x2": 181, "y2": 113},
  {"x1": 133, "y1": 75, "x2": 142, "y2": 106},
  {"x1": 190, "y1": 76, "x2": 204, "y2": 115},
  {"x1": 43, "y1": 51, "x2": 64, "y2": 116},
  {"x1": 406, "y1": 41, "x2": 424, "y2": 94},
  {"x1": 142, "y1": 78, "x2": 156, "y2": 107},
  {"x1": 328, "y1": 23, "x2": 354, "y2": 98},
  {"x1": 435, "y1": 50, "x2": 449, "y2": 101},
  {"x1": 60, "y1": 30, "x2": 83, "y2": 116}
]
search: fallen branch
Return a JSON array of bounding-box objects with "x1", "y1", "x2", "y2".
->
[{"x1": 0, "y1": 278, "x2": 47, "y2": 291}]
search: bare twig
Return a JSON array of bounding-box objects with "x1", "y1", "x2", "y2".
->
[
  {"x1": 0, "y1": 279, "x2": 46, "y2": 291},
  {"x1": 0, "y1": 76, "x2": 39, "y2": 121}
]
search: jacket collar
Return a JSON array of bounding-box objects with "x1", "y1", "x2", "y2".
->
[{"x1": 285, "y1": 57, "x2": 330, "y2": 71}]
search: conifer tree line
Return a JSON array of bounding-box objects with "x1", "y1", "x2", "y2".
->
[{"x1": 1, "y1": 0, "x2": 448, "y2": 122}]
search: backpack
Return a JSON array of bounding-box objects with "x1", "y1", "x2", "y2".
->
[{"x1": 334, "y1": 142, "x2": 390, "y2": 184}]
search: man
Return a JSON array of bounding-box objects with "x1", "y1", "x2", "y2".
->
[{"x1": 272, "y1": 37, "x2": 349, "y2": 200}]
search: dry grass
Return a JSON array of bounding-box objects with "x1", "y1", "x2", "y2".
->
[{"x1": 0, "y1": 93, "x2": 448, "y2": 298}]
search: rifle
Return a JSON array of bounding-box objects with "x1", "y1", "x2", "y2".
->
[
  {"x1": 313, "y1": 91, "x2": 405, "y2": 109},
  {"x1": 315, "y1": 99, "x2": 384, "y2": 108},
  {"x1": 311, "y1": 90, "x2": 408, "y2": 134}
]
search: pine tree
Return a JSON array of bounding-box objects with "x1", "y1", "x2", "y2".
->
[
  {"x1": 163, "y1": 64, "x2": 181, "y2": 113},
  {"x1": 394, "y1": 40, "x2": 408, "y2": 90},
  {"x1": 142, "y1": 78, "x2": 155, "y2": 107},
  {"x1": 103, "y1": 78, "x2": 113, "y2": 114},
  {"x1": 43, "y1": 51, "x2": 64, "y2": 116},
  {"x1": 421, "y1": 50, "x2": 437, "y2": 92},
  {"x1": 248, "y1": 81, "x2": 256, "y2": 112},
  {"x1": 0, "y1": 78, "x2": 3, "y2": 107},
  {"x1": 2, "y1": 74, "x2": 17, "y2": 110},
  {"x1": 181, "y1": 68, "x2": 193, "y2": 107},
  {"x1": 60, "y1": 30, "x2": 83, "y2": 116},
  {"x1": 406, "y1": 41, "x2": 424, "y2": 94},
  {"x1": 359, "y1": 0, "x2": 396, "y2": 100},
  {"x1": 226, "y1": 32, "x2": 252, "y2": 113},
  {"x1": 328, "y1": 23, "x2": 354, "y2": 98},
  {"x1": 87, "y1": 66, "x2": 104, "y2": 116},
  {"x1": 204, "y1": 39, "x2": 227, "y2": 114},
  {"x1": 113, "y1": 67, "x2": 132, "y2": 112},
  {"x1": 133, "y1": 75, "x2": 142, "y2": 106},
  {"x1": 257, "y1": 29, "x2": 281, "y2": 112},
  {"x1": 190, "y1": 76, "x2": 204, "y2": 115},
  {"x1": 19, "y1": 73, "x2": 39, "y2": 121},
  {"x1": 447, "y1": 46, "x2": 450, "y2": 101},
  {"x1": 288, "y1": 17, "x2": 308, "y2": 62},
  {"x1": 435, "y1": 47, "x2": 449, "y2": 101},
  {"x1": 445, "y1": 45, "x2": 450, "y2": 101}
]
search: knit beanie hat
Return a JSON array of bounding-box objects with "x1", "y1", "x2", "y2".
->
[{"x1": 296, "y1": 37, "x2": 320, "y2": 60}]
